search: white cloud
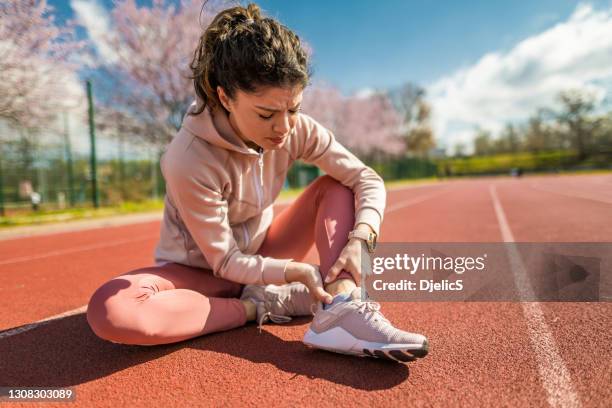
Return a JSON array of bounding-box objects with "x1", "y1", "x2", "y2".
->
[
  {"x1": 353, "y1": 87, "x2": 377, "y2": 99},
  {"x1": 70, "y1": 0, "x2": 118, "y2": 64},
  {"x1": 428, "y1": 3, "x2": 612, "y2": 153}
]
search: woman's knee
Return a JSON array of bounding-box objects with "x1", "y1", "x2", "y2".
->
[
  {"x1": 315, "y1": 175, "x2": 352, "y2": 194},
  {"x1": 316, "y1": 175, "x2": 354, "y2": 203},
  {"x1": 86, "y1": 277, "x2": 135, "y2": 344}
]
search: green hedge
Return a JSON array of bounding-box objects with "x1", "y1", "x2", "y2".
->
[{"x1": 437, "y1": 150, "x2": 612, "y2": 176}]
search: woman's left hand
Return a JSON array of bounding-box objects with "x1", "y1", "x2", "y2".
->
[{"x1": 324, "y1": 238, "x2": 365, "y2": 286}]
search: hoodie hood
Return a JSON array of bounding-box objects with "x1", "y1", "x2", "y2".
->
[{"x1": 181, "y1": 100, "x2": 259, "y2": 156}]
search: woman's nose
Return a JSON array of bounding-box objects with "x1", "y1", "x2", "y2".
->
[{"x1": 273, "y1": 113, "x2": 292, "y2": 134}]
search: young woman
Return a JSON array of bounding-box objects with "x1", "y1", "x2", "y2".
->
[{"x1": 86, "y1": 3, "x2": 428, "y2": 363}]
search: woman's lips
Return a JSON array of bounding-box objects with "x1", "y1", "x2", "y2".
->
[{"x1": 268, "y1": 136, "x2": 285, "y2": 144}]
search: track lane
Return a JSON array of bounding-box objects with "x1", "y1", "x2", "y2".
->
[
  {"x1": 0, "y1": 174, "x2": 609, "y2": 407},
  {"x1": 494, "y1": 176, "x2": 612, "y2": 408}
]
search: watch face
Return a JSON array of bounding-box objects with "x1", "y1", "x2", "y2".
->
[{"x1": 367, "y1": 233, "x2": 377, "y2": 252}]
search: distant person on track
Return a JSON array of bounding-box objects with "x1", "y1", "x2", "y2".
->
[{"x1": 86, "y1": 3, "x2": 428, "y2": 363}]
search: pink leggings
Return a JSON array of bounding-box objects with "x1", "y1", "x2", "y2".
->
[{"x1": 86, "y1": 175, "x2": 355, "y2": 345}]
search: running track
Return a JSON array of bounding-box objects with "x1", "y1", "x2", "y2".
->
[{"x1": 0, "y1": 174, "x2": 610, "y2": 407}]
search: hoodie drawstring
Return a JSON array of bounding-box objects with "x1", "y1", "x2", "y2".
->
[{"x1": 258, "y1": 148, "x2": 264, "y2": 187}]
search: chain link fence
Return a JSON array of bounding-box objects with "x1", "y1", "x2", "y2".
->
[
  {"x1": 0, "y1": 111, "x2": 164, "y2": 216},
  {"x1": 0, "y1": 110, "x2": 333, "y2": 217}
]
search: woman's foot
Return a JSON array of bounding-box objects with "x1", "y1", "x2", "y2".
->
[
  {"x1": 240, "y1": 282, "x2": 317, "y2": 331},
  {"x1": 303, "y1": 288, "x2": 429, "y2": 362}
]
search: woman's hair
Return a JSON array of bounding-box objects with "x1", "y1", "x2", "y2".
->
[{"x1": 189, "y1": 2, "x2": 312, "y2": 115}]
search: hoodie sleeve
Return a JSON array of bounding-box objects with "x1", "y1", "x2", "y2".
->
[
  {"x1": 161, "y1": 150, "x2": 290, "y2": 286},
  {"x1": 295, "y1": 113, "x2": 386, "y2": 237}
]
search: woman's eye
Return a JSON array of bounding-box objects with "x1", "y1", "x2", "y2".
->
[{"x1": 258, "y1": 109, "x2": 300, "y2": 120}]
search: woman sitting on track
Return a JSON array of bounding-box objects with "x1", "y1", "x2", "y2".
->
[{"x1": 86, "y1": 2, "x2": 428, "y2": 362}]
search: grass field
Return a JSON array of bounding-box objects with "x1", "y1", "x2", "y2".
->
[
  {"x1": 0, "y1": 177, "x2": 445, "y2": 228},
  {"x1": 2, "y1": 169, "x2": 610, "y2": 228}
]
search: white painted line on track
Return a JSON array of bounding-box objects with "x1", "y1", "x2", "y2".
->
[
  {"x1": 386, "y1": 180, "x2": 447, "y2": 192},
  {"x1": 490, "y1": 184, "x2": 581, "y2": 408},
  {"x1": 0, "y1": 305, "x2": 87, "y2": 339},
  {"x1": 0, "y1": 212, "x2": 163, "y2": 241},
  {"x1": 385, "y1": 186, "x2": 453, "y2": 214},
  {"x1": 0, "y1": 234, "x2": 157, "y2": 266},
  {"x1": 529, "y1": 182, "x2": 612, "y2": 205}
]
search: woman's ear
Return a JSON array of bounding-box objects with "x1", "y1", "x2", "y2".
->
[{"x1": 217, "y1": 86, "x2": 232, "y2": 112}]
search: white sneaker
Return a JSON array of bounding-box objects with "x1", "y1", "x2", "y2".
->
[{"x1": 303, "y1": 288, "x2": 429, "y2": 362}]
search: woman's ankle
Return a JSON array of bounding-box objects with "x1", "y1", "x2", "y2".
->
[
  {"x1": 241, "y1": 299, "x2": 257, "y2": 321},
  {"x1": 324, "y1": 278, "x2": 356, "y2": 297}
]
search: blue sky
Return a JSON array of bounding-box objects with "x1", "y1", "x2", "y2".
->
[
  {"x1": 49, "y1": 0, "x2": 606, "y2": 93},
  {"x1": 258, "y1": 0, "x2": 600, "y2": 93},
  {"x1": 50, "y1": 0, "x2": 612, "y2": 152}
]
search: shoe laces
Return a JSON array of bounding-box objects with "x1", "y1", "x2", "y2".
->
[
  {"x1": 310, "y1": 302, "x2": 319, "y2": 316},
  {"x1": 354, "y1": 300, "x2": 391, "y2": 325},
  {"x1": 257, "y1": 311, "x2": 292, "y2": 333},
  {"x1": 310, "y1": 298, "x2": 389, "y2": 323}
]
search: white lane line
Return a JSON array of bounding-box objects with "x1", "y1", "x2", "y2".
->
[
  {"x1": 0, "y1": 212, "x2": 162, "y2": 241},
  {"x1": 385, "y1": 186, "x2": 454, "y2": 214},
  {"x1": 490, "y1": 184, "x2": 581, "y2": 408},
  {"x1": 0, "y1": 234, "x2": 157, "y2": 266},
  {"x1": 0, "y1": 305, "x2": 87, "y2": 339},
  {"x1": 529, "y1": 182, "x2": 612, "y2": 205},
  {"x1": 386, "y1": 180, "x2": 448, "y2": 192}
]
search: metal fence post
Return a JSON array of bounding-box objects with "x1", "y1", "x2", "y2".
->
[
  {"x1": 63, "y1": 111, "x2": 75, "y2": 206},
  {"x1": 86, "y1": 80, "x2": 99, "y2": 208},
  {"x1": 0, "y1": 153, "x2": 5, "y2": 217}
]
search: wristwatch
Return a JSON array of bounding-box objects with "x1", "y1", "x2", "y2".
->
[{"x1": 348, "y1": 229, "x2": 377, "y2": 253}]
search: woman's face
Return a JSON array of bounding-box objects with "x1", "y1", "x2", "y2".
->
[{"x1": 217, "y1": 85, "x2": 303, "y2": 151}]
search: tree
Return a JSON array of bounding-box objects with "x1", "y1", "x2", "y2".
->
[
  {"x1": 524, "y1": 109, "x2": 556, "y2": 154},
  {"x1": 302, "y1": 83, "x2": 404, "y2": 159},
  {"x1": 473, "y1": 129, "x2": 493, "y2": 156},
  {"x1": 340, "y1": 91, "x2": 405, "y2": 160},
  {"x1": 494, "y1": 124, "x2": 522, "y2": 154},
  {"x1": 301, "y1": 82, "x2": 344, "y2": 136},
  {"x1": 389, "y1": 82, "x2": 424, "y2": 125},
  {"x1": 453, "y1": 142, "x2": 467, "y2": 158},
  {"x1": 0, "y1": 0, "x2": 85, "y2": 129},
  {"x1": 556, "y1": 90, "x2": 598, "y2": 160},
  {"x1": 87, "y1": 0, "x2": 226, "y2": 146},
  {"x1": 389, "y1": 83, "x2": 436, "y2": 157},
  {"x1": 593, "y1": 112, "x2": 612, "y2": 153}
]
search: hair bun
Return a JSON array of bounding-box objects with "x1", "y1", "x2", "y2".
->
[
  {"x1": 228, "y1": 3, "x2": 260, "y2": 29},
  {"x1": 245, "y1": 3, "x2": 262, "y2": 20}
]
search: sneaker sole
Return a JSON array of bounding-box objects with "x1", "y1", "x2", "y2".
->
[{"x1": 303, "y1": 327, "x2": 428, "y2": 362}]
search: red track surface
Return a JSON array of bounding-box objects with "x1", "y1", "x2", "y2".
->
[{"x1": 0, "y1": 174, "x2": 610, "y2": 407}]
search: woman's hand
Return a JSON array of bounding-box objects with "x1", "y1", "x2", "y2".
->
[
  {"x1": 285, "y1": 261, "x2": 333, "y2": 305},
  {"x1": 324, "y1": 238, "x2": 365, "y2": 286}
]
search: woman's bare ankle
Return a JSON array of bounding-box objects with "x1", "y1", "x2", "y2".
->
[
  {"x1": 324, "y1": 278, "x2": 356, "y2": 297},
  {"x1": 241, "y1": 299, "x2": 257, "y2": 321}
]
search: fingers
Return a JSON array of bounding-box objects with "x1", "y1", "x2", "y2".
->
[
  {"x1": 313, "y1": 286, "x2": 333, "y2": 305},
  {"x1": 351, "y1": 267, "x2": 362, "y2": 287},
  {"x1": 325, "y1": 258, "x2": 361, "y2": 286},
  {"x1": 307, "y1": 265, "x2": 333, "y2": 304},
  {"x1": 324, "y1": 259, "x2": 343, "y2": 284}
]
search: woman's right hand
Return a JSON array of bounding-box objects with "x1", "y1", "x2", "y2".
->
[{"x1": 284, "y1": 261, "x2": 333, "y2": 305}]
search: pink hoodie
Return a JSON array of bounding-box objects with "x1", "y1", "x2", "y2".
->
[{"x1": 154, "y1": 102, "x2": 386, "y2": 285}]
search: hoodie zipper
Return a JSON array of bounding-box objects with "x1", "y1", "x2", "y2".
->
[
  {"x1": 241, "y1": 223, "x2": 250, "y2": 248},
  {"x1": 253, "y1": 147, "x2": 264, "y2": 209}
]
